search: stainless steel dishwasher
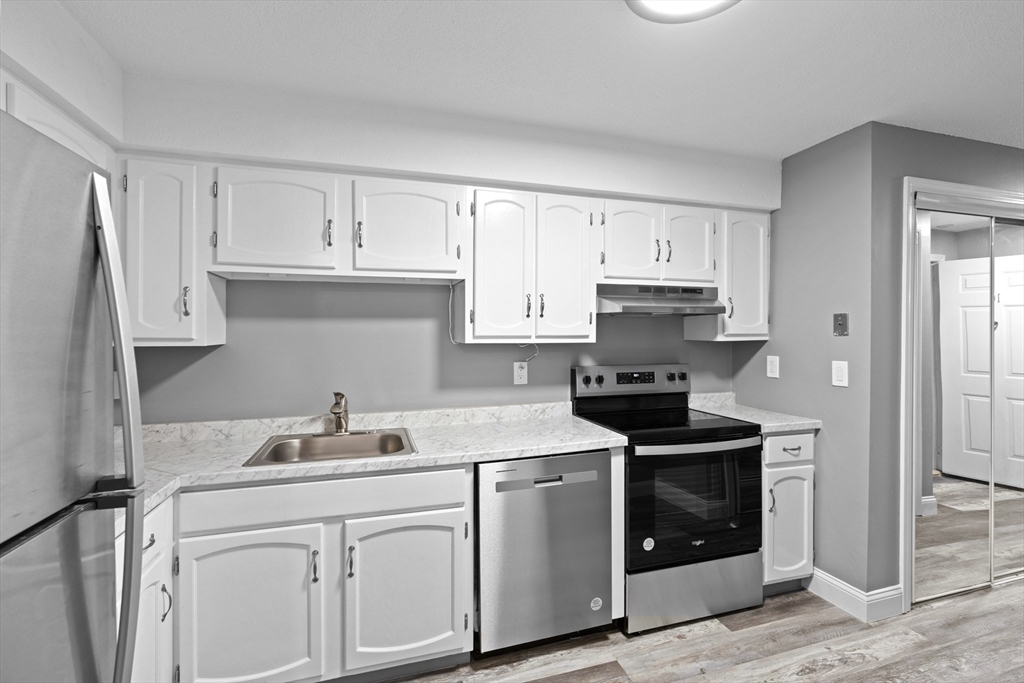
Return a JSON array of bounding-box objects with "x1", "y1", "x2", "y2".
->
[{"x1": 477, "y1": 450, "x2": 612, "y2": 653}]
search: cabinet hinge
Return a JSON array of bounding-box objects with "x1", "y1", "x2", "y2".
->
[
  {"x1": 589, "y1": 312, "x2": 593, "y2": 325},
  {"x1": 601, "y1": 212, "x2": 605, "y2": 226},
  {"x1": 173, "y1": 555, "x2": 179, "y2": 576},
  {"x1": 768, "y1": 313, "x2": 771, "y2": 325},
  {"x1": 212, "y1": 232, "x2": 218, "y2": 248},
  {"x1": 714, "y1": 222, "x2": 717, "y2": 235},
  {"x1": 590, "y1": 212, "x2": 593, "y2": 226},
  {"x1": 212, "y1": 181, "x2": 218, "y2": 198},
  {"x1": 456, "y1": 200, "x2": 461, "y2": 217},
  {"x1": 470, "y1": 201, "x2": 475, "y2": 217},
  {"x1": 714, "y1": 259, "x2": 717, "y2": 271},
  {"x1": 600, "y1": 251, "x2": 605, "y2": 265},
  {"x1": 464, "y1": 522, "x2": 468, "y2": 539},
  {"x1": 173, "y1": 664, "x2": 180, "y2": 683},
  {"x1": 469, "y1": 309, "x2": 475, "y2": 324},
  {"x1": 457, "y1": 244, "x2": 461, "y2": 260},
  {"x1": 464, "y1": 613, "x2": 469, "y2": 631},
  {"x1": 122, "y1": 175, "x2": 127, "y2": 192}
]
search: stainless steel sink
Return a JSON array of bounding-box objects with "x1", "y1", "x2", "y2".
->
[{"x1": 243, "y1": 428, "x2": 417, "y2": 467}]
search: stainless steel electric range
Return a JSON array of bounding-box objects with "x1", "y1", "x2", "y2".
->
[{"x1": 571, "y1": 363, "x2": 764, "y2": 633}]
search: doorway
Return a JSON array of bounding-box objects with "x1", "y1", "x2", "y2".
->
[{"x1": 900, "y1": 179, "x2": 1024, "y2": 610}]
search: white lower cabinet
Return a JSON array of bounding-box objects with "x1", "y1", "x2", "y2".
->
[
  {"x1": 174, "y1": 468, "x2": 474, "y2": 682},
  {"x1": 762, "y1": 432, "x2": 815, "y2": 584},
  {"x1": 343, "y1": 508, "x2": 467, "y2": 671},
  {"x1": 177, "y1": 523, "x2": 324, "y2": 683}
]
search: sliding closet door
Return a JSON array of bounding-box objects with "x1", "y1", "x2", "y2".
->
[
  {"x1": 914, "y1": 210, "x2": 993, "y2": 600},
  {"x1": 993, "y1": 221, "x2": 1024, "y2": 578}
]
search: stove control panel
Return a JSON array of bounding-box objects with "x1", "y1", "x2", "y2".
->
[{"x1": 571, "y1": 364, "x2": 690, "y2": 397}]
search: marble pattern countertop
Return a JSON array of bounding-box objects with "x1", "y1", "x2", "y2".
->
[{"x1": 116, "y1": 396, "x2": 821, "y2": 534}]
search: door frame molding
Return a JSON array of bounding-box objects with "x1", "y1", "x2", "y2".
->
[{"x1": 899, "y1": 177, "x2": 1024, "y2": 613}]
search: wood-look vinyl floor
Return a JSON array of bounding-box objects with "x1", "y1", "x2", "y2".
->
[
  {"x1": 398, "y1": 582, "x2": 1024, "y2": 683},
  {"x1": 915, "y1": 475, "x2": 1024, "y2": 598}
]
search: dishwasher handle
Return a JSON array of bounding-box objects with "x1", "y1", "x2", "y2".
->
[{"x1": 495, "y1": 470, "x2": 597, "y2": 493}]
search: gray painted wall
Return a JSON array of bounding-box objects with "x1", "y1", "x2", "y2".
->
[
  {"x1": 733, "y1": 121, "x2": 1024, "y2": 594},
  {"x1": 732, "y1": 123, "x2": 875, "y2": 591},
  {"x1": 136, "y1": 280, "x2": 734, "y2": 424}
]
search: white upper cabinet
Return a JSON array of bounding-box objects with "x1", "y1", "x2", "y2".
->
[
  {"x1": 214, "y1": 166, "x2": 338, "y2": 269},
  {"x1": 458, "y1": 191, "x2": 596, "y2": 343},
  {"x1": 352, "y1": 178, "x2": 462, "y2": 274},
  {"x1": 535, "y1": 194, "x2": 595, "y2": 339},
  {"x1": 126, "y1": 159, "x2": 197, "y2": 343},
  {"x1": 663, "y1": 206, "x2": 716, "y2": 283},
  {"x1": 603, "y1": 200, "x2": 663, "y2": 281},
  {"x1": 684, "y1": 210, "x2": 770, "y2": 341},
  {"x1": 471, "y1": 190, "x2": 537, "y2": 340},
  {"x1": 343, "y1": 508, "x2": 467, "y2": 672},
  {"x1": 723, "y1": 211, "x2": 770, "y2": 336}
]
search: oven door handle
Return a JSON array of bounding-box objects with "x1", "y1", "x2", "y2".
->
[{"x1": 633, "y1": 436, "x2": 762, "y2": 456}]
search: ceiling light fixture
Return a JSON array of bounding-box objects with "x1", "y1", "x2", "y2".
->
[{"x1": 625, "y1": 0, "x2": 741, "y2": 24}]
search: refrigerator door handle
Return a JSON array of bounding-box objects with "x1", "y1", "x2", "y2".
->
[
  {"x1": 113, "y1": 490, "x2": 144, "y2": 683},
  {"x1": 92, "y1": 173, "x2": 144, "y2": 490}
]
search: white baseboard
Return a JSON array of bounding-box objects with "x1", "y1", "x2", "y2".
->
[
  {"x1": 917, "y1": 495, "x2": 938, "y2": 516},
  {"x1": 802, "y1": 568, "x2": 903, "y2": 623}
]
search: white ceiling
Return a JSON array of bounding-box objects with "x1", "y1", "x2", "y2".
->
[{"x1": 61, "y1": 0, "x2": 1024, "y2": 161}]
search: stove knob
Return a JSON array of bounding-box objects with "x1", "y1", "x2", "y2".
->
[
  {"x1": 582, "y1": 375, "x2": 592, "y2": 387},
  {"x1": 667, "y1": 372, "x2": 676, "y2": 382},
  {"x1": 595, "y1": 375, "x2": 605, "y2": 386}
]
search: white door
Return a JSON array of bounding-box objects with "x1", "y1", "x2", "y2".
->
[
  {"x1": 939, "y1": 258, "x2": 993, "y2": 482},
  {"x1": 764, "y1": 465, "x2": 814, "y2": 583},
  {"x1": 472, "y1": 190, "x2": 536, "y2": 339},
  {"x1": 603, "y1": 200, "x2": 662, "y2": 280},
  {"x1": 343, "y1": 508, "x2": 466, "y2": 672},
  {"x1": 994, "y1": 255, "x2": 1024, "y2": 488},
  {"x1": 663, "y1": 206, "x2": 716, "y2": 283},
  {"x1": 131, "y1": 555, "x2": 174, "y2": 683},
  {"x1": 215, "y1": 166, "x2": 337, "y2": 269},
  {"x1": 177, "y1": 524, "x2": 324, "y2": 683},
  {"x1": 535, "y1": 195, "x2": 594, "y2": 340},
  {"x1": 723, "y1": 211, "x2": 770, "y2": 337},
  {"x1": 126, "y1": 159, "x2": 197, "y2": 343},
  {"x1": 353, "y1": 178, "x2": 461, "y2": 274}
]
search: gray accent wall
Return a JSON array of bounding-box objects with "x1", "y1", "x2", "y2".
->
[
  {"x1": 733, "y1": 121, "x2": 1024, "y2": 594},
  {"x1": 136, "y1": 280, "x2": 734, "y2": 424}
]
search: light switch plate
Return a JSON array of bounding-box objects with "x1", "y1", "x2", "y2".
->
[
  {"x1": 832, "y1": 360, "x2": 848, "y2": 387},
  {"x1": 767, "y1": 355, "x2": 779, "y2": 378},
  {"x1": 834, "y1": 313, "x2": 849, "y2": 336}
]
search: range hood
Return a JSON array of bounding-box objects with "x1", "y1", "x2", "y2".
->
[{"x1": 595, "y1": 283, "x2": 726, "y2": 316}]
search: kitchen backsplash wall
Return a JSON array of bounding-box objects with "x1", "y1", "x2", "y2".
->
[{"x1": 136, "y1": 280, "x2": 733, "y2": 424}]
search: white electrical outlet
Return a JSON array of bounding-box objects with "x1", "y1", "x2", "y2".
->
[
  {"x1": 514, "y1": 362, "x2": 528, "y2": 385},
  {"x1": 832, "y1": 360, "x2": 849, "y2": 387},
  {"x1": 767, "y1": 355, "x2": 779, "y2": 378}
]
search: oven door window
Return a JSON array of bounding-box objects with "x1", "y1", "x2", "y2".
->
[{"x1": 627, "y1": 446, "x2": 761, "y2": 572}]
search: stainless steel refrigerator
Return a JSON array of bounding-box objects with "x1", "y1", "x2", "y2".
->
[{"x1": 0, "y1": 111, "x2": 146, "y2": 682}]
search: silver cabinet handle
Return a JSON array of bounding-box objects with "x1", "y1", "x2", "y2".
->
[
  {"x1": 769, "y1": 487, "x2": 776, "y2": 513},
  {"x1": 728, "y1": 297, "x2": 734, "y2": 319},
  {"x1": 142, "y1": 533, "x2": 156, "y2": 552},
  {"x1": 160, "y1": 584, "x2": 172, "y2": 623},
  {"x1": 347, "y1": 545, "x2": 355, "y2": 578},
  {"x1": 783, "y1": 446, "x2": 802, "y2": 455},
  {"x1": 356, "y1": 221, "x2": 363, "y2": 248},
  {"x1": 311, "y1": 549, "x2": 319, "y2": 583},
  {"x1": 539, "y1": 293, "x2": 545, "y2": 318},
  {"x1": 666, "y1": 239, "x2": 672, "y2": 263},
  {"x1": 326, "y1": 219, "x2": 333, "y2": 247},
  {"x1": 526, "y1": 293, "x2": 532, "y2": 319},
  {"x1": 655, "y1": 239, "x2": 661, "y2": 262},
  {"x1": 182, "y1": 286, "x2": 190, "y2": 317}
]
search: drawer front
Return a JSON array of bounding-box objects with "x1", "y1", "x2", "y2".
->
[
  {"x1": 764, "y1": 432, "x2": 814, "y2": 465},
  {"x1": 179, "y1": 469, "x2": 466, "y2": 536}
]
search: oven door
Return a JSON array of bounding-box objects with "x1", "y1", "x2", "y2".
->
[{"x1": 626, "y1": 435, "x2": 762, "y2": 573}]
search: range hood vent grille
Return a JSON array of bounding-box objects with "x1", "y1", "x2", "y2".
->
[{"x1": 595, "y1": 284, "x2": 725, "y2": 316}]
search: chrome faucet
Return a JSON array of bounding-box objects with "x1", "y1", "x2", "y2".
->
[{"x1": 330, "y1": 392, "x2": 349, "y2": 435}]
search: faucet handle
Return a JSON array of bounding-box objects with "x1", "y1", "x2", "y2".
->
[{"x1": 333, "y1": 391, "x2": 346, "y2": 405}]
